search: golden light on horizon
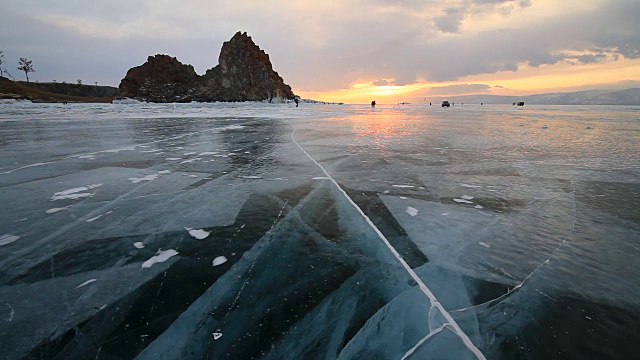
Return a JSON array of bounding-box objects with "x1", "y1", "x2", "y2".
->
[{"x1": 296, "y1": 59, "x2": 640, "y2": 104}]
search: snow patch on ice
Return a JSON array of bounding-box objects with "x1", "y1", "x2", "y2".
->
[
  {"x1": 479, "y1": 242, "x2": 490, "y2": 248},
  {"x1": 239, "y1": 175, "x2": 262, "y2": 179},
  {"x1": 86, "y1": 215, "x2": 102, "y2": 222},
  {"x1": 186, "y1": 227, "x2": 211, "y2": 240},
  {"x1": 142, "y1": 249, "x2": 178, "y2": 269},
  {"x1": 406, "y1": 207, "x2": 419, "y2": 216},
  {"x1": 129, "y1": 174, "x2": 158, "y2": 183},
  {"x1": 198, "y1": 152, "x2": 218, "y2": 156},
  {"x1": 219, "y1": 125, "x2": 245, "y2": 131},
  {"x1": 392, "y1": 184, "x2": 415, "y2": 188},
  {"x1": 46, "y1": 206, "x2": 70, "y2": 214},
  {"x1": 461, "y1": 195, "x2": 474, "y2": 200},
  {"x1": 453, "y1": 198, "x2": 474, "y2": 204},
  {"x1": 50, "y1": 184, "x2": 102, "y2": 200},
  {"x1": 166, "y1": 157, "x2": 181, "y2": 161},
  {"x1": 474, "y1": 205, "x2": 484, "y2": 209},
  {"x1": 141, "y1": 249, "x2": 179, "y2": 268},
  {"x1": 312, "y1": 176, "x2": 330, "y2": 180},
  {"x1": 75, "y1": 279, "x2": 97, "y2": 289},
  {"x1": 212, "y1": 256, "x2": 228, "y2": 266},
  {"x1": 105, "y1": 146, "x2": 137, "y2": 153},
  {"x1": 0, "y1": 234, "x2": 20, "y2": 246},
  {"x1": 133, "y1": 242, "x2": 145, "y2": 249},
  {"x1": 157, "y1": 170, "x2": 171, "y2": 174},
  {"x1": 461, "y1": 183, "x2": 481, "y2": 188}
]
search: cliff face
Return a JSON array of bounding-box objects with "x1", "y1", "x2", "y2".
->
[{"x1": 118, "y1": 32, "x2": 295, "y2": 103}]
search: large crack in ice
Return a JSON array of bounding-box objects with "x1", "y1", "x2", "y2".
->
[
  {"x1": 452, "y1": 181, "x2": 578, "y2": 313},
  {"x1": 289, "y1": 122, "x2": 486, "y2": 360}
]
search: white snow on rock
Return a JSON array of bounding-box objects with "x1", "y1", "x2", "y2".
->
[
  {"x1": 474, "y1": 205, "x2": 484, "y2": 209},
  {"x1": 133, "y1": 242, "x2": 145, "y2": 249},
  {"x1": 158, "y1": 170, "x2": 171, "y2": 174},
  {"x1": 461, "y1": 195, "x2": 474, "y2": 200},
  {"x1": 141, "y1": 249, "x2": 179, "y2": 268},
  {"x1": 479, "y1": 242, "x2": 491, "y2": 248},
  {"x1": 392, "y1": 185, "x2": 415, "y2": 188},
  {"x1": 460, "y1": 183, "x2": 481, "y2": 188},
  {"x1": 0, "y1": 234, "x2": 20, "y2": 246},
  {"x1": 129, "y1": 174, "x2": 159, "y2": 183},
  {"x1": 312, "y1": 177, "x2": 330, "y2": 180},
  {"x1": 75, "y1": 279, "x2": 97, "y2": 289},
  {"x1": 213, "y1": 333, "x2": 223, "y2": 340},
  {"x1": 186, "y1": 228, "x2": 211, "y2": 240},
  {"x1": 212, "y1": 256, "x2": 228, "y2": 266},
  {"x1": 166, "y1": 157, "x2": 181, "y2": 161},
  {"x1": 239, "y1": 176, "x2": 262, "y2": 179},
  {"x1": 199, "y1": 152, "x2": 218, "y2": 156},
  {"x1": 405, "y1": 207, "x2": 419, "y2": 216}
]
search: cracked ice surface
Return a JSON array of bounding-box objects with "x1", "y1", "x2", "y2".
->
[{"x1": 1, "y1": 102, "x2": 639, "y2": 359}]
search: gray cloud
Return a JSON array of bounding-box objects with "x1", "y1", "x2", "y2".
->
[
  {"x1": 0, "y1": 0, "x2": 638, "y2": 93},
  {"x1": 372, "y1": 79, "x2": 390, "y2": 86},
  {"x1": 434, "y1": 8, "x2": 465, "y2": 33},
  {"x1": 427, "y1": 83, "x2": 492, "y2": 95}
]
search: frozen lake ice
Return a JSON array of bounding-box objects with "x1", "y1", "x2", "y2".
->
[{"x1": 0, "y1": 102, "x2": 639, "y2": 359}]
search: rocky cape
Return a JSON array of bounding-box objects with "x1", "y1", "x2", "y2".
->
[{"x1": 119, "y1": 32, "x2": 296, "y2": 103}]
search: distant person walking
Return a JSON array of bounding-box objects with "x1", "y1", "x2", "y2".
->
[
  {"x1": 294, "y1": 98, "x2": 299, "y2": 107},
  {"x1": 371, "y1": 100, "x2": 376, "y2": 107}
]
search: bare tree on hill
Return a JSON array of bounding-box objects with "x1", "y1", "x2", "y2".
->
[
  {"x1": 0, "y1": 51, "x2": 5, "y2": 77},
  {"x1": 17, "y1": 57, "x2": 35, "y2": 82}
]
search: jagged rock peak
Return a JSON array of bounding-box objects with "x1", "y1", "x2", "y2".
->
[{"x1": 211, "y1": 31, "x2": 294, "y2": 101}]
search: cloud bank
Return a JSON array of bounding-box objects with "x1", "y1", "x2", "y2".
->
[{"x1": 0, "y1": 0, "x2": 637, "y2": 94}]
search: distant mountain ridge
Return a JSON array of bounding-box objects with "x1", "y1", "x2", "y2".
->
[{"x1": 425, "y1": 88, "x2": 640, "y2": 105}]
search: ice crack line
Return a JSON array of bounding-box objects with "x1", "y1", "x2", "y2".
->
[
  {"x1": 453, "y1": 181, "x2": 578, "y2": 313},
  {"x1": 401, "y1": 324, "x2": 449, "y2": 360},
  {"x1": 289, "y1": 122, "x2": 486, "y2": 360},
  {"x1": 4, "y1": 303, "x2": 14, "y2": 322}
]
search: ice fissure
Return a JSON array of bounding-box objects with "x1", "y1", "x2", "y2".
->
[{"x1": 288, "y1": 122, "x2": 487, "y2": 359}]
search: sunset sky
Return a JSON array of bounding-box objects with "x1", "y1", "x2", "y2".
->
[{"x1": 1, "y1": 0, "x2": 639, "y2": 104}]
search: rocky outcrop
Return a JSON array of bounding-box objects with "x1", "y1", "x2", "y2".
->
[
  {"x1": 119, "y1": 55, "x2": 199, "y2": 102},
  {"x1": 118, "y1": 32, "x2": 295, "y2": 103}
]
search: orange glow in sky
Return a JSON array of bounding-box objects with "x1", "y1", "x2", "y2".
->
[{"x1": 297, "y1": 59, "x2": 640, "y2": 104}]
